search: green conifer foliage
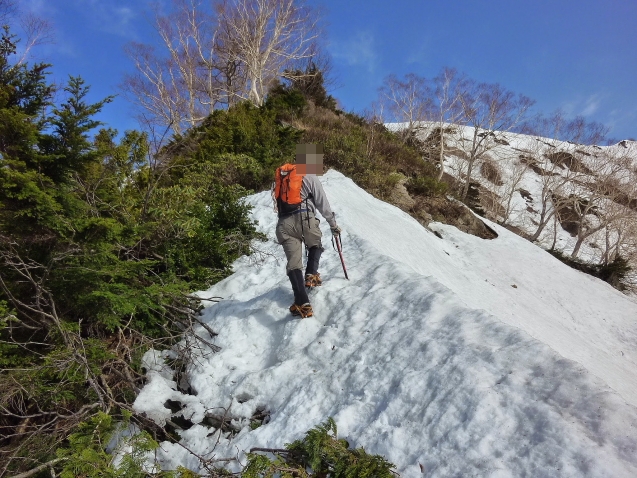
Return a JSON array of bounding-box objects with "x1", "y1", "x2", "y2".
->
[
  {"x1": 39, "y1": 76, "x2": 114, "y2": 182},
  {"x1": 169, "y1": 100, "x2": 302, "y2": 192},
  {"x1": 0, "y1": 26, "x2": 262, "y2": 475},
  {"x1": 244, "y1": 418, "x2": 398, "y2": 478}
]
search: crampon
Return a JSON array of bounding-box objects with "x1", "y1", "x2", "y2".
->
[{"x1": 289, "y1": 302, "x2": 313, "y2": 318}]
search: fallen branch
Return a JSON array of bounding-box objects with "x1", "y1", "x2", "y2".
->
[
  {"x1": 9, "y1": 458, "x2": 67, "y2": 478},
  {"x1": 192, "y1": 316, "x2": 219, "y2": 338},
  {"x1": 249, "y1": 447, "x2": 291, "y2": 454}
]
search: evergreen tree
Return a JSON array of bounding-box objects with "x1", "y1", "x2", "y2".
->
[
  {"x1": 39, "y1": 76, "x2": 114, "y2": 182},
  {"x1": 0, "y1": 26, "x2": 262, "y2": 475}
]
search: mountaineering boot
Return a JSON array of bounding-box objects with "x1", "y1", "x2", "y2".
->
[
  {"x1": 305, "y1": 273, "x2": 322, "y2": 288},
  {"x1": 305, "y1": 246, "x2": 323, "y2": 288},
  {"x1": 289, "y1": 302, "x2": 313, "y2": 318},
  {"x1": 288, "y1": 269, "x2": 312, "y2": 318}
]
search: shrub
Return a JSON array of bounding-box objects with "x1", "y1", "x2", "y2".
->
[
  {"x1": 0, "y1": 34, "x2": 263, "y2": 473},
  {"x1": 55, "y1": 411, "x2": 215, "y2": 477},
  {"x1": 244, "y1": 418, "x2": 398, "y2": 478},
  {"x1": 172, "y1": 100, "x2": 302, "y2": 192},
  {"x1": 407, "y1": 175, "x2": 449, "y2": 197},
  {"x1": 299, "y1": 109, "x2": 435, "y2": 200},
  {"x1": 548, "y1": 251, "x2": 631, "y2": 290},
  {"x1": 480, "y1": 159, "x2": 504, "y2": 186},
  {"x1": 598, "y1": 256, "x2": 631, "y2": 289}
]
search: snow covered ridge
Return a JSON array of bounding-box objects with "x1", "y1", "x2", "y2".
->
[
  {"x1": 388, "y1": 122, "x2": 637, "y2": 290},
  {"x1": 134, "y1": 171, "x2": 637, "y2": 477}
]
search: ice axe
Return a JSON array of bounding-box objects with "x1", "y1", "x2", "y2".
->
[{"x1": 332, "y1": 233, "x2": 349, "y2": 280}]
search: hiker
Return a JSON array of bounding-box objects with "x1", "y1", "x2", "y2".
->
[{"x1": 273, "y1": 144, "x2": 341, "y2": 318}]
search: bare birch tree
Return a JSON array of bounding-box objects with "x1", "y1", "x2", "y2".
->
[
  {"x1": 568, "y1": 149, "x2": 637, "y2": 258},
  {"x1": 123, "y1": 0, "x2": 221, "y2": 135},
  {"x1": 602, "y1": 211, "x2": 637, "y2": 266},
  {"x1": 216, "y1": 0, "x2": 319, "y2": 106},
  {"x1": 0, "y1": 0, "x2": 53, "y2": 65},
  {"x1": 0, "y1": 0, "x2": 16, "y2": 22},
  {"x1": 493, "y1": 153, "x2": 530, "y2": 225},
  {"x1": 378, "y1": 73, "x2": 431, "y2": 140},
  {"x1": 525, "y1": 111, "x2": 608, "y2": 242},
  {"x1": 123, "y1": 0, "x2": 320, "y2": 134},
  {"x1": 428, "y1": 68, "x2": 466, "y2": 180},
  {"x1": 457, "y1": 81, "x2": 534, "y2": 200}
]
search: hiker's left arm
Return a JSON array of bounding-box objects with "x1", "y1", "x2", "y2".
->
[{"x1": 307, "y1": 176, "x2": 337, "y2": 228}]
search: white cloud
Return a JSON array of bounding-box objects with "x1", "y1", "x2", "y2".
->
[
  {"x1": 561, "y1": 93, "x2": 604, "y2": 118},
  {"x1": 330, "y1": 30, "x2": 377, "y2": 73},
  {"x1": 581, "y1": 94, "x2": 601, "y2": 116},
  {"x1": 406, "y1": 40, "x2": 431, "y2": 65},
  {"x1": 72, "y1": 0, "x2": 140, "y2": 38},
  {"x1": 20, "y1": 0, "x2": 55, "y2": 17}
]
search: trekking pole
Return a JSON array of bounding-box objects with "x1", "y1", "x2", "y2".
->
[{"x1": 332, "y1": 233, "x2": 349, "y2": 280}]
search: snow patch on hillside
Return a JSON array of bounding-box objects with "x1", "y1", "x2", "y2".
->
[{"x1": 134, "y1": 170, "x2": 637, "y2": 477}]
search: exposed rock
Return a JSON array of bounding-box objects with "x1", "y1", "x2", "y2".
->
[
  {"x1": 414, "y1": 196, "x2": 498, "y2": 239},
  {"x1": 383, "y1": 173, "x2": 497, "y2": 240},
  {"x1": 388, "y1": 175, "x2": 416, "y2": 211}
]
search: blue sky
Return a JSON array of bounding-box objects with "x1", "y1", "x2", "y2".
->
[{"x1": 14, "y1": 0, "x2": 637, "y2": 141}]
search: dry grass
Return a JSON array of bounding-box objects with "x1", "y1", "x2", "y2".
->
[
  {"x1": 545, "y1": 151, "x2": 593, "y2": 174},
  {"x1": 480, "y1": 159, "x2": 504, "y2": 186},
  {"x1": 480, "y1": 188, "x2": 506, "y2": 220}
]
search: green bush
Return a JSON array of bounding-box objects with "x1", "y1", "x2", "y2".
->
[
  {"x1": 0, "y1": 29, "x2": 263, "y2": 474},
  {"x1": 299, "y1": 109, "x2": 435, "y2": 201},
  {"x1": 406, "y1": 175, "x2": 449, "y2": 197},
  {"x1": 244, "y1": 418, "x2": 398, "y2": 478},
  {"x1": 173, "y1": 100, "x2": 302, "y2": 191},
  {"x1": 548, "y1": 251, "x2": 631, "y2": 290},
  {"x1": 56, "y1": 411, "x2": 212, "y2": 478}
]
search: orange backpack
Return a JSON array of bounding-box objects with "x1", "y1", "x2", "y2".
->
[{"x1": 274, "y1": 164, "x2": 305, "y2": 215}]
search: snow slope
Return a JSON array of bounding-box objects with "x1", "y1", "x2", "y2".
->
[
  {"x1": 135, "y1": 170, "x2": 637, "y2": 477},
  {"x1": 387, "y1": 122, "x2": 637, "y2": 266}
]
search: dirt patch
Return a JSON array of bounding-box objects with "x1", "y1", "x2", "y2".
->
[
  {"x1": 575, "y1": 149, "x2": 592, "y2": 157},
  {"x1": 545, "y1": 151, "x2": 593, "y2": 174},
  {"x1": 444, "y1": 146, "x2": 469, "y2": 161},
  {"x1": 413, "y1": 196, "x2": 498, "y2": 239},
  {"x1": 536, "y1": 138, "x2": 557, "y2": 148},
  {"x1": 494, "y1": 136, "x2": 510, "y2": 145},
  {"x1": 612, "y1": 192, "x2": 637, "y2": 211},
  {"x1": 520, "y1": 154, "x2": 557, "y2": 176},
  {"x1": 518, "y1": 188, "x2": 533, "y2": 202},
  {"x1": 480, "y1": 159, "x2": 504, "y2": 186}
]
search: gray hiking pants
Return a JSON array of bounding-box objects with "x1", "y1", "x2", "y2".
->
[{"x1": 276, "y1": 211, "x2": 323, "y2": 274}]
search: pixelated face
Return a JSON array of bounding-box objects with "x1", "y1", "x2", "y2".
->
[{"x1": 295, "y1": 143, "x2": 324, "y2": 175}]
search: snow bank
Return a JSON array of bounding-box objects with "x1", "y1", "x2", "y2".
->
[{"x1": 134, "y1": 170, "x2": 637, "y2": 477}]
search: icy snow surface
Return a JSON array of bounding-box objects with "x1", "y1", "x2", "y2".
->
[{"x1": 135, "y1": 170, "x2": 637, "y2": 477}]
